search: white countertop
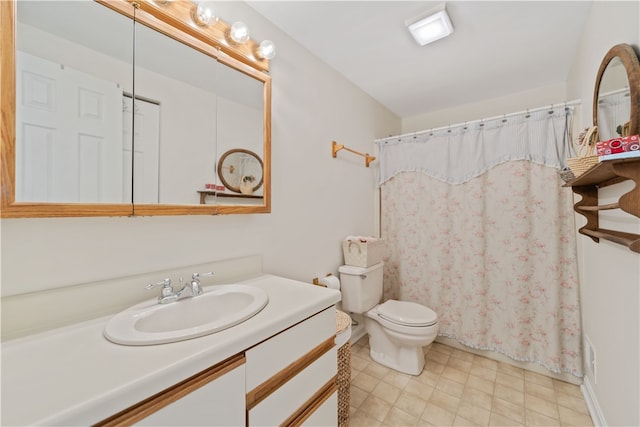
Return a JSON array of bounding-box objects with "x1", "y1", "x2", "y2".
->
[{"x1": 1, "y1": 274, "x2": 341, "y2": 426}]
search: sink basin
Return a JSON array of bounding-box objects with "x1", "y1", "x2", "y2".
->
[{"x1": 104, "y1": 284, "x2": 268, "y2": 345}]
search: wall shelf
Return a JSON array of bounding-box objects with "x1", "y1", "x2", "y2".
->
[
  {"x1": 563, "y1": 158, "x2": 640, "y2": 253},
  {"x1": 197, "y1": 190, "x2": 263, "y2": 204}
]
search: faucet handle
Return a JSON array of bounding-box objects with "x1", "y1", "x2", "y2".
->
[
  {"x1": 146, "y1": 278, "x2": 180, "y2": 304},
  {"x1": 146, "y1": 278, "x2": 174, "y2": 296},
  {"x1": 192, "y1": 272, "x2": 214, "y2": 281},
  {"x1": 189, "y1": 272, "x2": 213, "y2": 297}
]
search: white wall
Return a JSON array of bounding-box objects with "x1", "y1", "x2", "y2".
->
[
  {"x1": 565, "y1": 2, "x2": 640, "y2": 426},
  {"x1": 402, "y1": 82, "x2": 568, "y2": 133},
  {"x1": 0, "y1": 2, "x2": 400, "y2": 331}
]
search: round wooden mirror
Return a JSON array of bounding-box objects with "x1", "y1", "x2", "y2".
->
[
  {"x1": 217, "y1": 149, "x2": 264, "y2": 194},
  {"x1": 593, "y1": 43, "x2": 640, "y2": 141}
]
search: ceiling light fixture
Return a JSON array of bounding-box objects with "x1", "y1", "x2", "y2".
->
[{"x1": 406, "y1": 3, "x2": 454, "y2": 46}]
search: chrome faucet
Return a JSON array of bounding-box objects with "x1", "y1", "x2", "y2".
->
[{"x1": 146, "y1": 272, "x2": 214, "y2": 304}]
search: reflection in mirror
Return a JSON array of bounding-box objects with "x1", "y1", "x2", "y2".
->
[
  {"x1": 218, "y1": 149, "x2": 264, "y2": 194},
  {"x1": 214, "y1": 59, "x2": 265, "y2": 204},
  {"x1": 15, "y1": 1, "x2": 134, "y2": 204},
  {"x1": 594, "y1": 44, "x2": 640, "y2": 143},
  {"x1": 133, "y1": 22, "x2": 218, "y2": 205},
  {"x1": 134, "y1": 21, "x2": 266, "y2": 207},
  {"x1": 597, "y1": 57, "x2": 630, "y2": 141}
]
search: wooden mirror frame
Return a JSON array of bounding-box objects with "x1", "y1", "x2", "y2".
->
[
  {"x1": 592, "y1": 43, "x2": 640, "y2": 139},
  {"x1": 0, "y1": 0, "x2": 271, "y2": 218}
]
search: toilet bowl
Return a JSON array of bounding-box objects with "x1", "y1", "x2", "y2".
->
[
  {"x1": 364, "y1": 300, "x2": 438, "y2": 375},
  {"x1": 338, "y1": 262, "x2": 439, "y2": 375}
]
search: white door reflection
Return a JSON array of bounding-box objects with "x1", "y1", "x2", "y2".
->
[{"x1": 16, "y1": 51, "x2": 122, "y2": 202}]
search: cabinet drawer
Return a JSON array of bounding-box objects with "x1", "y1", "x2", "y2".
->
[
  {"x1": 248, "y1": 347, "x2": 337, "y2": 426},
  {"x1": 302, "y1": 390, "x2": 338, "y2": 427},
  {"x1": 135, "y1": 364, "x2": 245, "y2": 427},
  {"x1": 245, "y1": 307, "x2": 335, "y2": 390},
  {"x1": 96, "y1": 354, "x2": 245, "y2": 427}
]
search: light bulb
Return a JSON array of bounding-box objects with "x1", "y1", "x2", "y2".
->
[
  {"x1": 191, "y1": 1, "x2": 217, "y2": 27},
  {"x1": 230, "y1": 21, "x2": 250, "y2": 43},
  {"x1": 258, "y1": 40, "x2": 276, "y2": 59}
]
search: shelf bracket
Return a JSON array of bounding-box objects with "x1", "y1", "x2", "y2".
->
[
  {"x1": 573, "y1": 185, "x2": 599, "y2": 243},
  {"x1": 566, "y1": 158, "x2": 640, "y2": 253},
  {"x1": 332, "y1": 141, "x2": 375, "y2": 167}
]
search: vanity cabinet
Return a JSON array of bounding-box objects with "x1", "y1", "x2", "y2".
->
[
  {"x1": 95, "y1": 308, "x2": 338, "y2": 427},
  {"x1": 1, "y1": 274, "x2": 342, "y2": 426},
  {"x1": 564, "y1": 158, "x2": 640, "y2": 253}
]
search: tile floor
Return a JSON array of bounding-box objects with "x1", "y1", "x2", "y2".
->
[{"x1": 348, "y1": 337, "x2": 593, "y2": 426}]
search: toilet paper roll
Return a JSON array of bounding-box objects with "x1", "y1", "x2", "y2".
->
[{"x1": 319, "y1": 275, "x2": 341, "y2": 290}]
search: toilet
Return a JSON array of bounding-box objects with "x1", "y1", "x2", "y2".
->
[{"x1": 338, "y1": 262, "x2": 438, "y2": 375}]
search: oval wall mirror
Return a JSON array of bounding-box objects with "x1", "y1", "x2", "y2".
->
[
  {"x1": 593, "y1": 43, "x2": 640, "y2": 142},
  {"x1": 218, "y1": 149, "x2": 264, "y2": 194}
]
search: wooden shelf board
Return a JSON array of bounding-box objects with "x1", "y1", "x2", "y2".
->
[
  {"x1": 197, "y1": 190, "x2": 263, "y2": 204},
  {"x1": 580, "y1": 228, "x2": 640, "y2": 253},
  {"x1": 197, "y1": 190, "x2": 263, "y2": 199},
  {"x1": 576, "y1": 202, "x2": 620, "y2": 212},
  {"x1": 563, "y1": 158, "x2": 639, "y2": 188}
]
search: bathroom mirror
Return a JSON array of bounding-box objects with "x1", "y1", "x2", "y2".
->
[
  {"x1": 0, "y1": 0, "x2": 271, "y2": 217},
  {"x1": 132, "y1": 21, "x2": 219, "y2": 206},
  {"x1": 10, "y1": 0, "x2": 135, "y2": 210},
  {"x1": 218, "y1": 149, "x2": 264, "y2": 194},
  {"x1": 593, "y1": 43, "x2": 640, "y2": 142}
]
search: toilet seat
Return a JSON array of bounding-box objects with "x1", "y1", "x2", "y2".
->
[{"x1": 378, "y1": 300, "x2": 438, "y2": 327}]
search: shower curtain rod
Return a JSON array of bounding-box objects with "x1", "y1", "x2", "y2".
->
[{"x1": 375, "y1": 99, "x2": 582, "y2": 143}]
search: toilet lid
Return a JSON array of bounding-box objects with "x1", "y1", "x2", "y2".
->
[{"x1": 378, "y1": 300, "x2": 438, "y2": 327}]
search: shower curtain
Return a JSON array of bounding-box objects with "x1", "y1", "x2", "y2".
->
[{"x1": 377, "y1": 107, "x2": 583, "y2": 377}]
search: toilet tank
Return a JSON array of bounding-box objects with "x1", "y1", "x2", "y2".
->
[{"x1": 338, "y1": 262, "x2": 383, "y2": 313}]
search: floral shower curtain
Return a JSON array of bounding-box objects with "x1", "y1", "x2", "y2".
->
[{"x1": 377, "y1": 107, "x2": 583, "y2": 377}]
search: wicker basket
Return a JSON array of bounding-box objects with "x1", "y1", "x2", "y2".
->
[
  {"x1": 342, "y1": 239, "x2": 385, "y2": 267},
  {"x1": 566, "y1": 156, "x2": 599, "y2": 176},
  {"x1": 336, "y1": 310, "x2": 352, "y2": 427},
  {"x1": 567, "y1": 126, "x2": 599, "y2": 177}
]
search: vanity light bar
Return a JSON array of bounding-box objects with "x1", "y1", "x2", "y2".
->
[
  {"x1": 185, "y1": 1, "x2": 275, "y2": 60},
  {"x1": 141, "y1": 0, "x2": 275, "y2": 70}
]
